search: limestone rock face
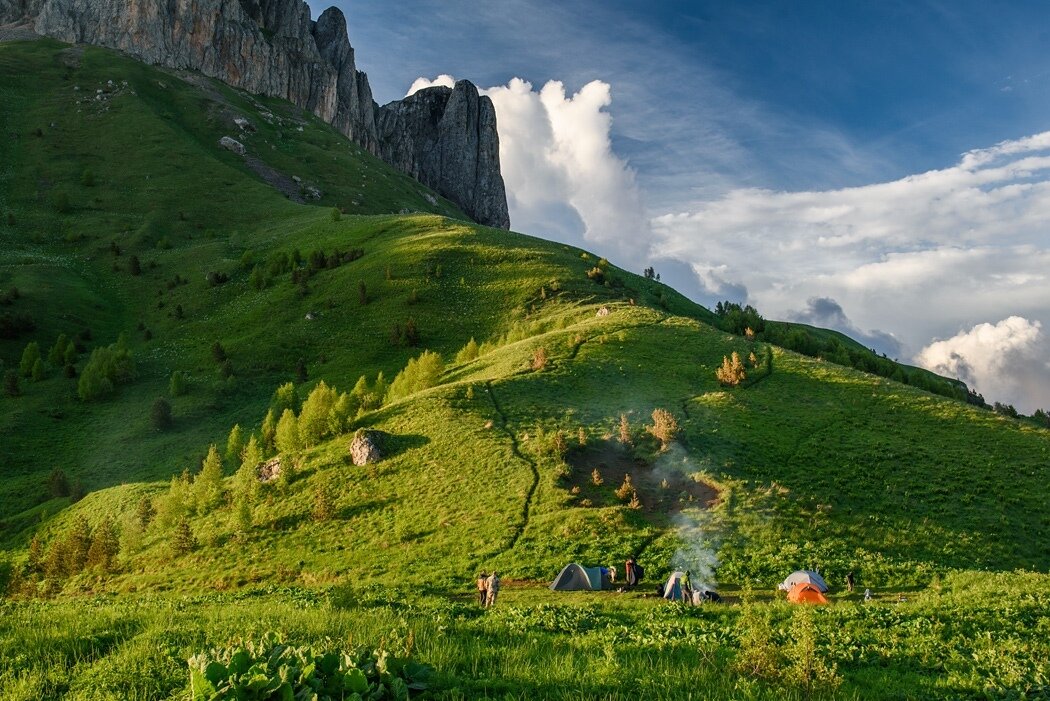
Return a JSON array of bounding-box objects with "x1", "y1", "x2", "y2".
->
[
  {"x1": 377, "y1": 81, "x2": 510, "y2": 230},
  {"x1": 1, "y1": 0, "x2": 510, "y2": 229},
  {"x1": 219, "y1": 136, "x2": 245, "y2": 155}
]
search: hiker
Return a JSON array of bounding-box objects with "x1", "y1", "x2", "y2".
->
[
  {"x1": 846, "y1": 571, "x2": 856, "y2": 592},
  {"x1": 609, "y1": 564, "x2": 617, "y2": 583},
  {"x1": 864, "y1": 588, "x2": 873, "y2": 602},
  {"x1": 625, "y1": 558, "x2": 636, "y2": 588},
  {"x1": 485, "y1": 571, "x2": 501, "y2": 608},
  {"x1": 682, "y1": 570, "x2": 694, "y2": 604},
  {"x1": 476, "y1": 572, "x2": 488, "y2": 606}
]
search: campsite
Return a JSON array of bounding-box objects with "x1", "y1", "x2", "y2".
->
[{"x1": 2, "y1": 17, "x2": 1050, "y2": 700}]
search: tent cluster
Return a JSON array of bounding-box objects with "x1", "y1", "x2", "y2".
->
[{"x1": 778, "y1": 570, "x2": 829, "y2": 604}]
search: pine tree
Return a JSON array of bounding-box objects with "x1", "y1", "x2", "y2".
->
[
  {"x1": 615, "y1": 474, "x2": 635, "y2": 502},
  {"x1": 225, "y1": 424, "x2": 244, "y2": 464},
  {"x1": 235, "y1": 435, "x2": 263, "y2": 505},
  {"x1": 63, "y1": 342, "x2": 77, "y2": 366},
  {"x1": 591, "y1": 468, "x2": 603, "y2": 486},
  {"x1": 194, "y1": 445, "x2": 225, "y2": 514},
  {"x1": 48, "y1": 468, "x2": 70, "y2": 498},
  {"x1": 312, "y1": 482, "x2": 335, "y2": 521},
  {"x1": 646, "y1": 408, "x2": 679, "y2": 450},
  {"x1": 260, "y1": 409, "x2": 277, "y2": 453},
  {"x1": 31, "y1": 357, "x2": 44, "y2": 381},
  {"x1": 455, "y1": 337, "x2": 480, "y2": 363},
  {"x1": 48, "y1": 334, "x2": 69, "y2": 365},
  {"x1": 19, "y1": 341, "x2": 40, "y2": 377},
  {"x1": 27, "y1": 535, "x2": 44, "y2": 572},
  {"x1": 299, "y1": 381, "x2": 337, "y2": 447},
  {"x1": 171, "y1": 517, "x2": 197, "y2": 555},
  {"x1": 151, "y1": 397, "x2": 173, "y2": 430},
  {"x1": 86, "y1": 517, "x2": 120, "y2": 572},
  {"x1": 169, "y1": 370, "x2": 187, "y2": 397},
  {"x1": 65, "y1": 516, "x2": 92, "y2": 574},
  {"x1": 135, "y1": 495, "x2": 156, "y2": 530},
  {"x1": 275, "y1": 408, "x2": 300, "y2": 459},
  {"x1": 618, "y1": 414, "x2": 632, "y2": 446}
]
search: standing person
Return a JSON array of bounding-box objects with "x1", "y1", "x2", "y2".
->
[
  {"x1": 682, "y1": 570, "x2": 693, "y2": 604},
  {"x1": 476, "y1": 572, "x2": 488, "y2": 606},
  {"x1": 846, "y1": 571, "x2": 856, "y2": 593},
  {"x1": 609, "y1": 564, "x2": 617, "y2": 583},
  {"x1": 625, "y1": 558, "x2": 636, "y2": 588},
  {"x1": 485, "y1": 571, "x2": 501, "y2": 608}
]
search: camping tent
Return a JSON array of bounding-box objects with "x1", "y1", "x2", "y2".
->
[
  {"x1": 662, "y1": 571, "x2": 690, "y2": 601},
  {"x1": 786, "y1": 582, "x2": 829, "y2": 604},
  {"x1": 550, "y1": 563, "x2": 606, "y2": 591},
  {"x1": 778, "y1": 570, "x2": 829, "y2": 593}
]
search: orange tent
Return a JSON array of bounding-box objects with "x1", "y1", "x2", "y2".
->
[{"x1": 787, "y1": 582, "x2": 828, "y2": 604}]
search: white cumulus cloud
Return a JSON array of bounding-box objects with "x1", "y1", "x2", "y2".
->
[
  {"x1": 408, "y1": 75, "x2": 649, "y2": 256},
  {"x1": 650, "y1": 132, "x2": 1050, "y2": 410},
  {"x1": 916, "y1": 317, "x2": 1049, "y2": 412}
]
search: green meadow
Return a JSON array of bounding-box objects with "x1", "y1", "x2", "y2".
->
[{"x1": 1, "y1": 39, "x2": 1049, "y2": 699}]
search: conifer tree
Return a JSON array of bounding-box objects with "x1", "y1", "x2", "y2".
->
[
  {"x1": 618, "y1": 414, "x2": 632, "y2": 446},
  {"x1": 86, "y1": 517, "x2": 120, "y2": 572},
  {"x1": 275, "y1": 409, "x2": 300, "y2": 459},
  {"x1": 299, "y1": 381, "x2": 337, "y2": 447},
  {"x1": 135, "y1": 495, "x2": 156, "y2": 530},
  {"x1": 20, "y1": 341, "x2": 40, "y2": 377},
  {"x1": 225, "y1": 424, "x2": 244, "y2": 464},
  {"x1": 646, "y1": 408, "x2": 679, "y2": 450},
  {"x1": 260, "y1": 409, "x2": 277, "y2": 453},
  {"x1": 235, "y1": 435, "x2": 263, "y2": 505},
  {"x1": 65, "y1": 516, "x2": 92, "y2": 573},
  {"x1": 48, "y1": 334, "x2": 69, "y2": 366},
  {"x1": 171, "y1": 517, "x2": 197, "y2": 555},
  {"x1": 194, "y1": 445, "x2": 225, "y2": 514},
  {"x1": 312, "y1": 482, "x2": 335, "y2": 521}
]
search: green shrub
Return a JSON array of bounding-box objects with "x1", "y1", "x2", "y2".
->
[
  {"x1": 77, "y1": 341, "x2": 135, "y2": 401},
  {"x1": 187, "y1": 633, "x2": 432, "y2": 701},
  {"x1": 152, "y1": 398, "x2": 173, "y2": 431},
  {"x1": 387, "y1": 350, "x2": 443, "y2": 403}
]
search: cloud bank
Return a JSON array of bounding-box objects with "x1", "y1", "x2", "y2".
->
[
  {"x1": 408, "y1": 75, "x2": 649, "y2": 256},
  {"x1": 916, "y1": 317, "x2": 1049, "y2": 411},
  {"x1": 650, "y1": 133, "x2": 1050, "y2": 412}
]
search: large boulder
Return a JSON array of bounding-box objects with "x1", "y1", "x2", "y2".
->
[
  {"x1": 349, "y1": 430, "x2": 381, "y2": 466},
  {"x1": 258, "y1": 456, "x2": 281, "y2": 483}
]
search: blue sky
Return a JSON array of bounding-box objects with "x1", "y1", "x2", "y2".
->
[{"x1": 308, "y1": 0, "x2": 1050, "y2": 411}]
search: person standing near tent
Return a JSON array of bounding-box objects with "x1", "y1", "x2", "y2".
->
[
  {"x1": 682, "y1": 570, "x2": 694, "y2": 604},
  {"x1": 485, "y1": 572, "x2": 501, "y2": 608},
  {"x1": 846, "y1": 571, "x2": 856, "y2": 592},
  {"x1": 609, "y1": 564, "x2": 617, "y2": 583},
  {"x1": 625, "y1": 558, "x2": 636, "y2": 588},
  {"x1": 476, "y1": 572, "x2": 488, "y2": 607}
]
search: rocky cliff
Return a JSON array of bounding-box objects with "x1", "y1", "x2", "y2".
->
[
  {"x1": 377, "y1": 81, "x2": 510, "y2": 231},
  {"x1": 0, "y1": 0, "x2": 509, "y2": 228}
]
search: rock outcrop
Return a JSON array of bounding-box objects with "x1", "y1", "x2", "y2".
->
[
  {"x1": 349, "y1": 430, "x2": 381, "y2": 466},
  {"x1": 0, "y1": 0, "x2": 510, "y2": 228},
  {"x1": 377, "y1": 81, "x2": 510, "y2": 230}
]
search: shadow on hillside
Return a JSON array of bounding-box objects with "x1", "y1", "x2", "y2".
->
[
  {"x1": 336, "y1": 497, "x2": 395, "y2": 521},
  {"x1": 379, "y1": 432, "x2": 429, "y2": 459}
]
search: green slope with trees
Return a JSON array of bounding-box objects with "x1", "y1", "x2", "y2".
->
[{"x1": 1, "y1": 38, "x2": 1049, "y2": 700}]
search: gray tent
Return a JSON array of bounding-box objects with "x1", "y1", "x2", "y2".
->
[
  {"x1": 778, "y1": 570, "x2": 829, "y2": 593},
  {"x1": 550, "y1": 563, "x2": 606, "y2": 591},
  {"x1": 662, "y1": 571, "x2": 689, "y2": 601}
]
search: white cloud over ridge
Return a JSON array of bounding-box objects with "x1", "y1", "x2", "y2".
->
[
  {"x1": 408, "y1": 75, "x2": 649, "y2": 256},
  {"x1": 651, "y1": 132, "x2": 1050, "y2": 412},
  {"x1": 917, "y1": 317, "x2": 1049, "y2": 411}
]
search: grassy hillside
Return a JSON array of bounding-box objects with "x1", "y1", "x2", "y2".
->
[{"x1": 2, "y1": 38, "x2": 1049, "y2": 699}]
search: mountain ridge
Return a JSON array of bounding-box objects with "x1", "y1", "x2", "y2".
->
[{"x1": 0, "y1": 0, "x2": 511, "y2": 229}]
